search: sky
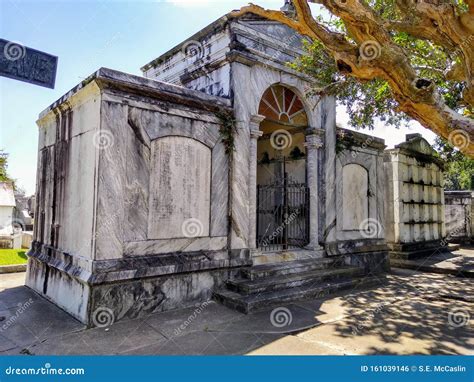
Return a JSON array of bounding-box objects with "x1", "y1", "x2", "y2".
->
[{"x1": 0, "y1": 0, "x2": 437, "y2": 195}]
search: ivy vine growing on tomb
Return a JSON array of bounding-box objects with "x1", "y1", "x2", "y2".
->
[{"x1": 215, "y1": 110, "x2": 238, "y2": 156}]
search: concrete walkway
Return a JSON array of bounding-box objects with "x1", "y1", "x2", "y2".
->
[{"x1": 0, "y1": 266, "x2": 472, "y2": 355}]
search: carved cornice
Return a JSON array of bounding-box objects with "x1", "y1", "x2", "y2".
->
[
  {"x1": 250, "y1": 114, "x2": 266, "y2": 126},
  {"x1": 249, "y1": 114, "x2": 266, "y2": 139}
]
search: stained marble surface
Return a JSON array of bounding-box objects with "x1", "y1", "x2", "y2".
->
[{"x1": 27, "y1": 15, "x2": 395, "y2": 326}]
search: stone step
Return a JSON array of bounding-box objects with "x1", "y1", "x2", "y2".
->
[
  {"x1": 227, "y1": 266, "x2": 364, "y2": 294},
  {"x1": 252, "y1": 249, "x2": 324, "y2": 266},
  {"x1": 448, "y1": 243, "x2": 462, "y2": 252},
  {"x1": 214, "y1": 275, "x2": 383, "y2": 314},
  {"x1": 389, "y1": 246, "x2": 452, "y2": 260},
  {"x1": 242, "y1": 257, "x2": 344, "y2": 280},
  {"x1": 388, "y1": 241, "x2": 456, "y2": 260}
]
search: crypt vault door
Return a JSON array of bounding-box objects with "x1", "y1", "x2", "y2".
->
[{"x1": 255, "y1": 85, "x2": 310, "y2": 251}]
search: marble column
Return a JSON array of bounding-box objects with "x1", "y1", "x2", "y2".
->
[
  {"x1": 304, "y1": 133, "x2": 324, "y2": 250},
  {"x1": 248, "y1": 115, "x2": 265, "y2": 250}
]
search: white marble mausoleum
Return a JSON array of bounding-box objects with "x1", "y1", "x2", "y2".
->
[{"x1": 27, "y1": 10, "x2": 396, "y2": 325}]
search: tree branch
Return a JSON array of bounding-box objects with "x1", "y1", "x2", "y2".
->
[
  {"x1": 230, "y1": 3, "x2": 354, "y2": 54},
  {"x1": 231, "y1": 0, "x2": 474, "y2": 157}
]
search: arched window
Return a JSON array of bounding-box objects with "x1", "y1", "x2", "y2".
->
[{"x1": 258, "y1": 85, "x2": 308, "y2": 126}]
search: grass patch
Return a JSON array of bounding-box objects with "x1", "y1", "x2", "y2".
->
[{"x1": 0, "y1": 249, "x2": 28, "y2": 266}]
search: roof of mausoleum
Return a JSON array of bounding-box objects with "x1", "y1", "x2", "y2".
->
[
  {"x1": 336, "y1": 127, "x2": 386, "y2": 152},
  {"x1": 141, "y1": 14, "x2": 230, "y2": 73},
  {"x1": 140, "y1": 10, "x2": 308, "y2": 74},
  {"x1": 38, "y1": 67, "x2": 231, "y2": 120},
  {"x1": 385, "y1": 133, "x2": 445, "y2": 168}
]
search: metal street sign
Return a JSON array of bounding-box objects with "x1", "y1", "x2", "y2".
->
[{"x1": 0, "y1": 39, "x2": 57, "y2": 89}]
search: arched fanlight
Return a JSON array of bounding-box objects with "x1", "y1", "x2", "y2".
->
[{"x1": 258, "y1": 85, "x2": 308, "y2": 126}]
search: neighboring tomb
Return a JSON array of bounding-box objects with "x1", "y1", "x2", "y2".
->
[
  {"x1": 445, "y1": 191, "x2": 473, "y2": 244},
  {"x1": 384, "y1": 134, "x2": 446, "y2": 259},
  {"x1": 325, "y1": 129, "x2": 388, "y2": 272},
  {"x1": 0, "y1": 182, "x2": 20, "y2": 249}
]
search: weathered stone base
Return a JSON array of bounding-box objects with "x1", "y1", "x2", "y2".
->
[
  {"x1": 87, "y1": 268, "x2": 242, "y2": 326},
  {"x1": 342, "y1": 251, "x2": 390, "y2": 274},
  {"x1": 326, "y1": 239, "x2": 390, "y2": 273},
  {"x1": 326, "y1": 239, "x2": 387, "y2": 256},
  {"x1": 446, "y1": 237, "x2": 473, "y2": 245},
  {"x1": 26, "y1": 256, "x2": 91, "y2": 323},
  {"x1": 388, "y1": 240, "x2": 449, "y2": 260},
  {"x1": 26, "y1": 242, "x2": 251, "y2": 326}
]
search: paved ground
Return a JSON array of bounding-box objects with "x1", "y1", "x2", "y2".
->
[{"x1": 0, "y1": 261, "x2": 472, "y2": 355}]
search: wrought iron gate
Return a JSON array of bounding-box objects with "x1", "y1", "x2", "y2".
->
[{"x1": 256, "y1": 172, "x2": 310, "y2": 251}]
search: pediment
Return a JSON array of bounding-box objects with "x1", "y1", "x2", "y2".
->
[
  {"x1": 396, "y1": 134, "x2": 436, "y2": 157},
  {"x1": 238, "y1": 19, "x2": 307, "y2": 50}
]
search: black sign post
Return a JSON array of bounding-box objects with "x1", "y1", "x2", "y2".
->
[{"x1": 0, "y1": 39, "x2": 58, "y2": 89}]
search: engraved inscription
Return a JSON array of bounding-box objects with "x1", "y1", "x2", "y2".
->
[{"x1": 148, "y1": 136, "x2": 211, "y2": 239}]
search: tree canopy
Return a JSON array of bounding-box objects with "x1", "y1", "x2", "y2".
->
[
  {"x1": 0, "y1": 150, "x2": 21, "y2": 193},
  {"x1": 0, "y1": 150, "x2": 12, "y2": 183},
  {"x1": 434, "y1": 137, "x2": 474, "y2": 189},
  {"x1": 231, "y1": 0, "x2": 474, "y2": 158}
]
